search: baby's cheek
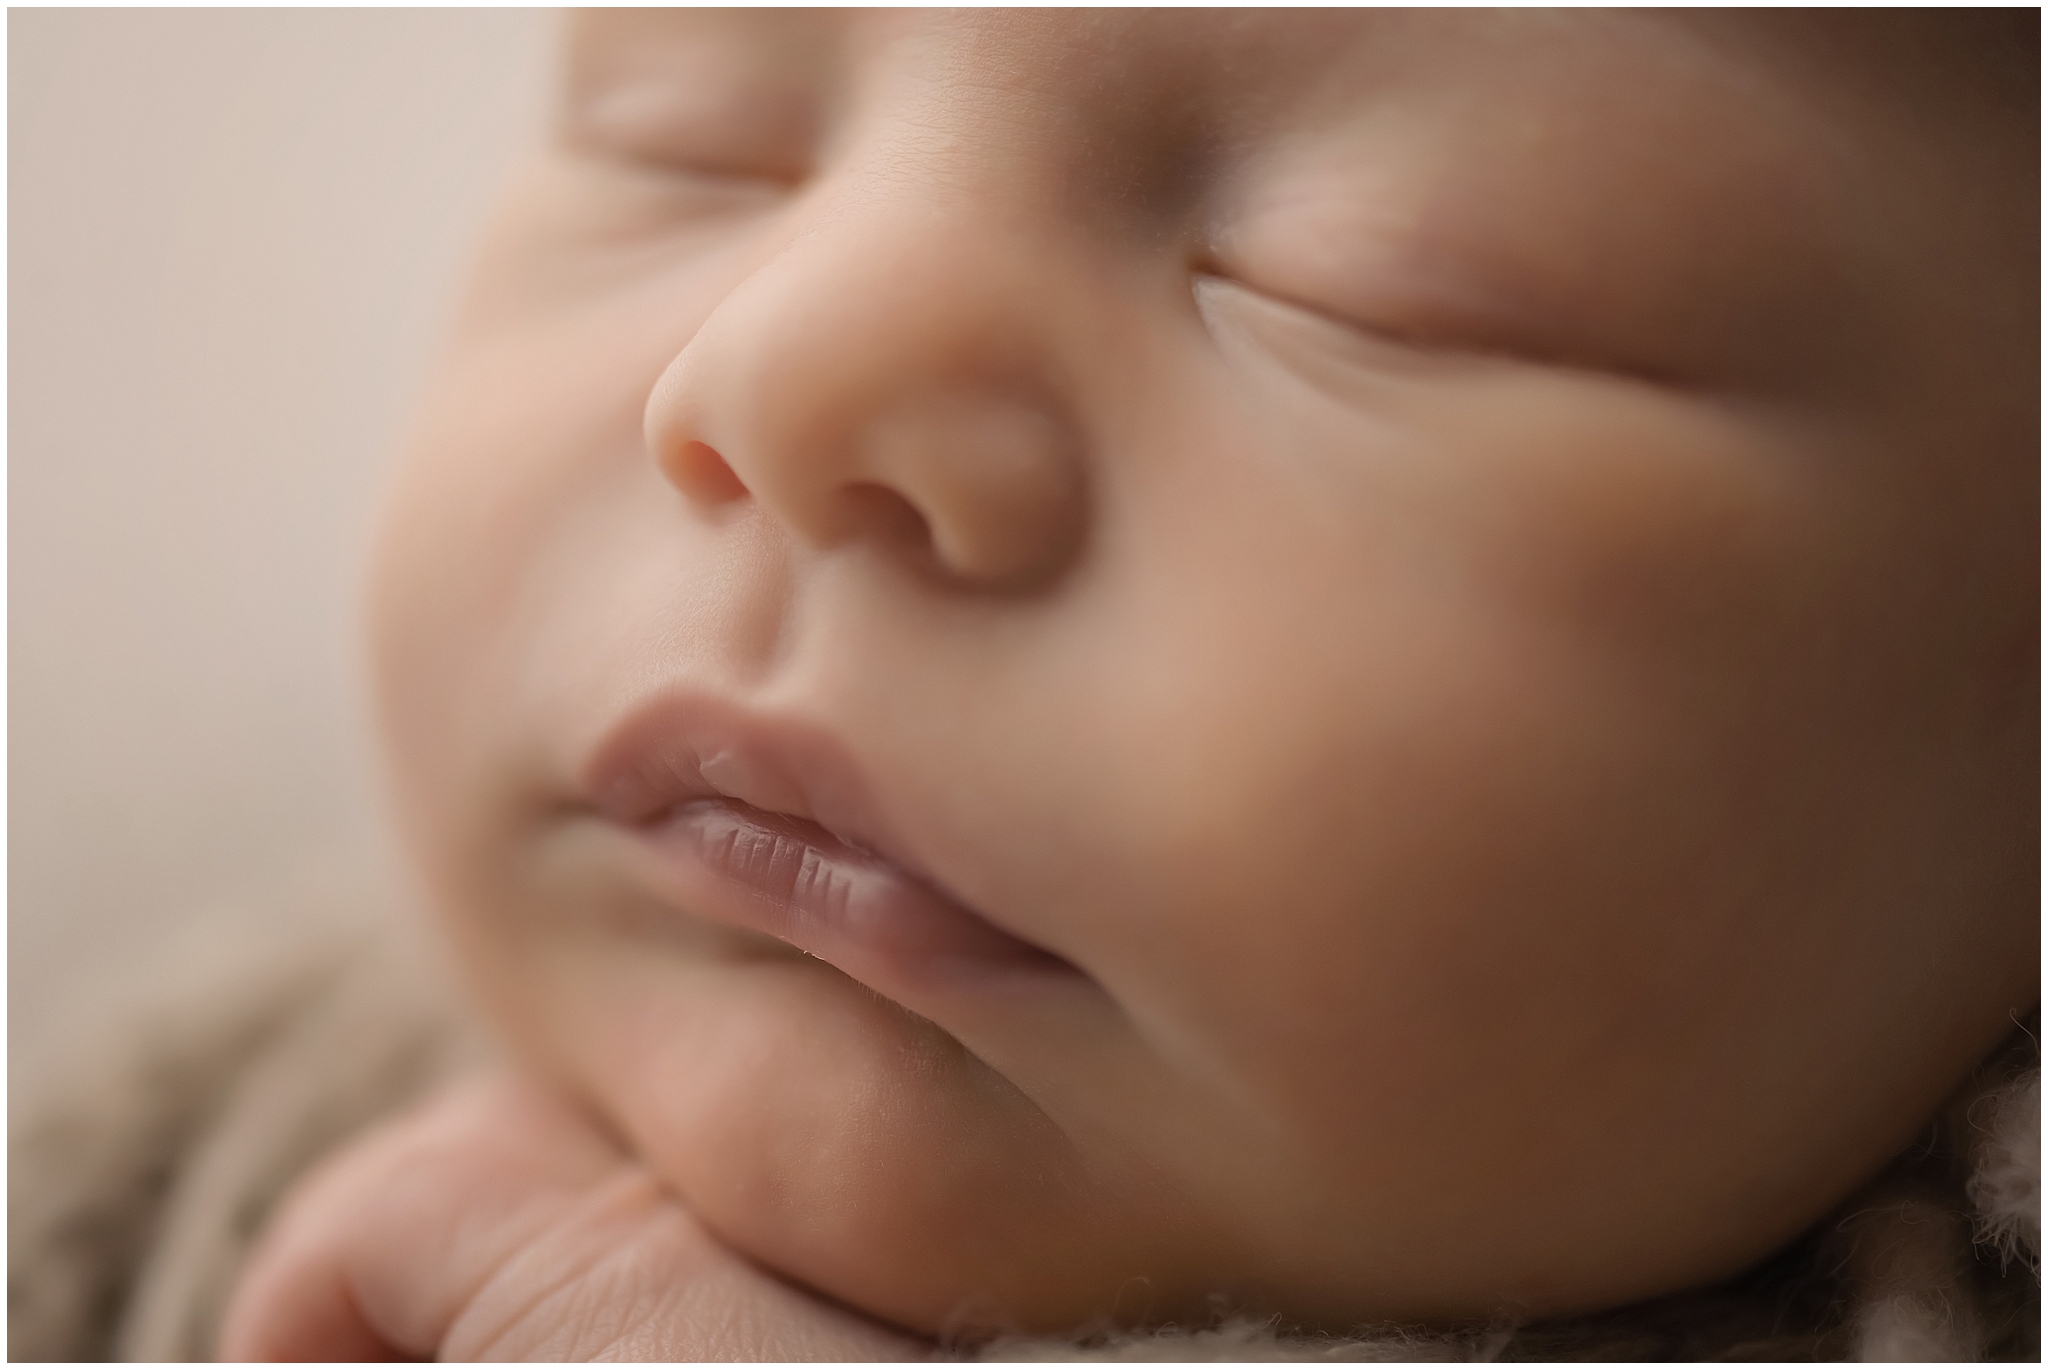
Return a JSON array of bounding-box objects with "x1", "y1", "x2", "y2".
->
[{"x1": 1395, "y1": 375, "x2": 1820, "y2": 651}]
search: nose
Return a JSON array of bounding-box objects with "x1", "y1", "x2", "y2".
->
[{"x1": 644, "y1": 193, "x2": 1091, "y2": 592}]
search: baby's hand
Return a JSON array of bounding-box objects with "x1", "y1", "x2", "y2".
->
[{"x1": 219, "y1": 1071, "x2": 930, "y2": 1361}]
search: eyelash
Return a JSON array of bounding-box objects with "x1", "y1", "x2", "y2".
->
[
  {"x1": 564, "y1": 122, "x2": 797, "y2": 184},
  {"x1": 1196, "y1": 268, "x2": 1694, "y2": 399}
]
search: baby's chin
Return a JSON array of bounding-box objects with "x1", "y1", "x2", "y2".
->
[{"x1": 529, "y1": 954, "x2": 1211, "y2": 1337}]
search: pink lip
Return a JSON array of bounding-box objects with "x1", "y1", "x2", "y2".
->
[{"x1": 578, "y1": 695, "x2": 1073, "y2": 991}]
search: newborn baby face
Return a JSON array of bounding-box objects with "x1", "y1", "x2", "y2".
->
[{"x1": 369, "y1": 9, "x2": 2037, "y2": 1337}]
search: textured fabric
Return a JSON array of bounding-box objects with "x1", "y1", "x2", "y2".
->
[
  {"x1": 9, "y1": 932, "x2": 486, "y2": 1362},
  {"x1": 8, "y1": 929, "x2": 2038, "y2": 1362}
]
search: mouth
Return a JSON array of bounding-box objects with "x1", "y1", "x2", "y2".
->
[{"x1": 578, "y1": 695, "x2": 1076, "y2": 993}]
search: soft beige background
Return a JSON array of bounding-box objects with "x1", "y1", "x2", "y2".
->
[{"x1": 10, "y1": 10, "x2": 556, "y2": 1072}]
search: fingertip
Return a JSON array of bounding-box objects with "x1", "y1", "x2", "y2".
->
[{"x1": 220, "y1": 1243, "x2": 416, "y2": 1363}]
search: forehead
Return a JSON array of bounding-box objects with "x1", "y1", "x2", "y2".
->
[
  {"x1": 558, "y1": 11, "x2": 1841, "y2": 284},
  {"x1": 562, "y1": 8, "x2": 2024, "y2": 144},
  {"x1": 558, "y1": 9, "x2": 1833, "y2": 217},
  {"x1": 566, "y1": 9, "x2": 1744, "y2": 106}
]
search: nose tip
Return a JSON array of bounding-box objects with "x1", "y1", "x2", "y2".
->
[
  {"x1": 648, "y1": 334, "x2": 1090, "y2": 593},
  {"x1": 658, "y1": 401, "x2": 1087, "y2": 591},
  {"x1": 643, "y1": 181, "x2": 1099, "y2": 594}
]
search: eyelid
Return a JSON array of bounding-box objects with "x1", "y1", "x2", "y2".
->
[
  {"x1": 1193, "y1": 271, "x2": 1505, "y2": 382},
  {"x1": 1194, "y1": 271, "x2": 1687, "y2": 397},
  {"x1": 560, "y1": 74, "x2": 818, "y2": 185},
  {"x1": 1213, "y1": 172, "x2": 1727, "y2": 391}
]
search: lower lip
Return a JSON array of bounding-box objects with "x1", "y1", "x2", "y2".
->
[{"x1": 626, "y1": 799, "x2": 1075, "y2": 992}]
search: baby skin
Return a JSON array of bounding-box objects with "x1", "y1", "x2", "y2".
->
[{"x1": 224, "y1": 9, "x2": 2037, "y2": 1359}]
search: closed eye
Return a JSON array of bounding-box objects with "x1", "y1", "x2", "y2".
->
[
  {"x1": 560, "y1": 79, "x2": 815, "y2": 189},
  {"x1": 1192, "y1": 269, "x2": 1691, "y2": 394}
]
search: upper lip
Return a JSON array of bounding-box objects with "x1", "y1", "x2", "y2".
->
[{"x1": 578, "y1": 691, "x2": 908, "y2": 871}]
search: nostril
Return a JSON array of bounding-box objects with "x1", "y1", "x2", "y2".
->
[
  {"x1": 665, "y1": 440, "x2": 749, "y2": 506},
  {"x1": 840, "y1": 481, "x2": 934, "y2": 558}
]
